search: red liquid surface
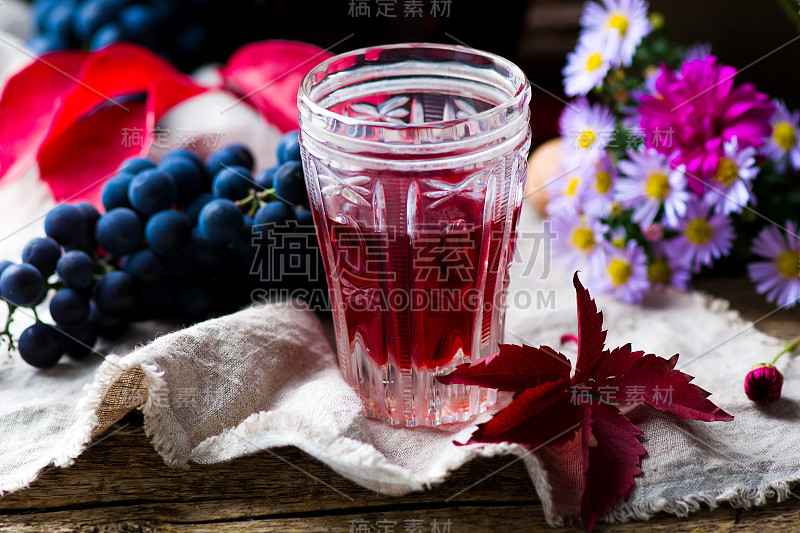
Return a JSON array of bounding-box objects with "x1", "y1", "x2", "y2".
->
[{"x1": 312, "y1": 202, "x2": 521, "y2": 371}]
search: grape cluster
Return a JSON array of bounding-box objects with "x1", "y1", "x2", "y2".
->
[
  {"x1": 1, "y1": 133, "x2": 326, "y2": 369},
  {"x1": 27, "y1": 0, "x2": 266, "y2": 71}
]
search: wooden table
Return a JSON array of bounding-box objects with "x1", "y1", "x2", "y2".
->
[{"x1": 0, "y1": 278, "x2": 798, "y2": 532}]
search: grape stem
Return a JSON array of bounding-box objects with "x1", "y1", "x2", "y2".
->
[
  {"x1": 236, "y1": 187, "x2": 280, "y2": 217},
  {"x1": 0, "y1": 302, "x2": 17, "y2": 354}
]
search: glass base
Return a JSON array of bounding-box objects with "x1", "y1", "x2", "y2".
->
[{"x1": 345, "y1": 337, "x2": 497, "y2": 427}]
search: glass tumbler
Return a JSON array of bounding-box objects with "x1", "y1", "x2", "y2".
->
[{"x1": 298, "y1": 43, "x2": 531, "y2": 427}]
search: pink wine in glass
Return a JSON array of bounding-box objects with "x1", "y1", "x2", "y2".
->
[{"x1": 298, "y1": 44, "x2": 531, "y2": 426}]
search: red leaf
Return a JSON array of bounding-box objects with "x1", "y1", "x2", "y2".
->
[
  {"x1": 0, "y1": 51, "x2": 88, "y2": 185},
  {"x1": 581, "y1": 403, "x2": 647, "y2": 532},
  {"x1": 42, "y1": 43, "x2": 200, "y2": 143},
  {"x1": 221, "y1": 40, "x2": 334, "y2": 133},
  {"x1": 34, "y1": 44, "x2": 205, "y2": 206},
  {"x1": 437, "y1": 344, "x2": 572, "y2": 391},
  {"x1": 573, "y1": 272, "x2": 608, "y2": 383},
  {"x1": 467, "y1": 378, "x2": 581, "y2": 447},
  {"x1": 598, "y1": 346, "x2": 734, "y2": 422}
]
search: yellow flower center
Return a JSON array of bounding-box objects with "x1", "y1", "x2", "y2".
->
[
  {"x1": 645, "y1": 172, "x2": 670, "y2": 200},
  {"x1": 595, "y1": 171, "x2": 612, "y2": 194},
  {"x1": 579, "y1": 129, "x2": 596, "y2": 149},
  {"x1": 571, "y1": 227, "x2": 596, "y2": 251},
  {"x1": 776, "y1": 250, "x2": 800, "y2": 279},
  {"x1": 612, "y1": 236, "x2": 626, "y2": 249},
  {"x1": 714, "y1": 158, "x2": 739, "y2": 187},
  {"x1": 586, "y1": 53, "x2": 603, "y2": 72},
  {"x1": 566, "y1": 176, "x2": 580, "y2": 196},
  {"x1": 685, "y1": 218, "x2": 713, "y2": 245},
  {"x1": 647, "y1": 257, "x2": 672, "y2": 285},
  {"x1": 608, "y1": 258, "x2": 632, "y2": 286},
  {"x1": 608, "y1": 13, "x2": 629, "y2": 35},
  {"x1": 774, "y1": 122, "x2": 797, "y2": 152}
]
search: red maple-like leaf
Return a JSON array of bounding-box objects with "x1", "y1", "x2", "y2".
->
[
  {"x1": 437, "y1": 272, "x2": 733, "y2": 531},
  {"x1": 220, "y1": 40, "x2": 334, "y2": 133}
]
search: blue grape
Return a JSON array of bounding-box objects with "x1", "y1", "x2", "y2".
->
[
  {"x1": 136, "y1": 280, "x2": 181, "y2": 319},
  {"x1": 91, "y1": 23, "x2": 127, "y2": 50},
  {"x1": 198, "y1": 199, "x2": 244, "y2": 244},
  {"x1": 118, "y1": 157, "x2": 155, "y2": 174},
  {"x1": 276, "y1": 131, "x2": 302, "y2": 163},
  {"x1": 102, "y1": 173, "x2": 134, "y2": 211},
  {"x1": 75, "y1": 202, "x2": 101, "y2": 239},
  {"x1": 27, "y1": 34, "x2": 70, "y2": 55},
  {"x1": 173, "y1": 22, "x2": 209, "y2": 61},
  {"x1": 0, "y1": 264, "x2": 44, "y2": 307},
  {"x1": 0, "y1": 261, "x2": 12, "y2": 278},
  {"x1": 57, "y1": 250, "x2": 95, "y2": 289},
  {"x1": 159, "y1": 157, "x2": 203, "y2": 203},
  {"x1": 44, "y1": 204, "x2": 87, "y2": 247},
  {"x1": 18, "y1": 323, "x2": 63, "y2": 369},
  {"x1": 44, "y1": 2, "x2": 78, "y2": 42},
  {"x1": 181, "y1": 283, "x2": 214, "y2": 318},
  {"x1": 94, "y1": 271, "x2": 136, "y2": 318},
  {"x1": 160, "y1": 149, "x2": 208, "y2": 182},
  {"x1": 273, "y1": 161, "x2": 307, "y2": 205},
  {"x1": 128, "y1": 169, "x2": 177, "y2": 216},
  {"x1": 188, "y1": 230, "x2": 225, "y2": 272},
  {"x1": 151, "y1": 1, "x2": 178, "y2": 26},
  {"x1": 122, "y1": 248, "x2": 163, "y2": 282},
  {"x1": 96, "y1": 207, "x2": 143, "y2": 256},
  {"x1": 50, "y1": 288, "x2": 90, "y2": 326},
  {"x1": 118, "y1": 4, "x2": 157, "y2": 43},
  {"x1": 59, "y1": 321, "x2": 99, "y2": 360},
  {"x1": 212, "y1": 166, "x2": 253, "y2": 201},
  {"x1": 74, "y1": 0, "x2": 121, "y2": 40},
  {"x1": 254, "y1": 201, "x2": 296, "y2": 233},
  {"x1": 88, "y1": 302, "x2": 127, "y2": 339},
  {"x1": 185, "y1": 192, "x2": 213, "y2": 224},
  {"x1": 294, "y1": 207, "x2": 314, "y2": 227},
  {"x1": 206, "y1": 144, "x2": 254, "y2": 176},
  {"x1": 22, "y1": 237, "x2": 61, "y2": 277},
  {"x1": 255, "y1": 166, "x2": 277, "y2": 189},
  {"x1": 145, "y1": 210, "x2": 191, "y2": 256},
  {"x1": 32, "y1": 0, "x2": 59, "y2": 32}
]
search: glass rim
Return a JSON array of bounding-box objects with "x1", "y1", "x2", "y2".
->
[{"x1": 297, "y1": 42, "x2": 530, "y2": 130}]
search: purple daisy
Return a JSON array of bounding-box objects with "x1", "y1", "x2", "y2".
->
[
  {"x1": 590, "y1": 241, "x2": 650, "y2": 303},
  {"x1": 664, "y1": 200, "x2": 735, "y2": 272},
  {"x1": 562, "y1": 32, "x2": 618, "y2": 97},
  {"x1": 545, "y1": 167, "x2": 587, "y2": 218},
  {"x1": 647, "y1": 243, "x2": 692, "y2": 291},
  {"x1": 615, "y1": 146, "x2": 691, "y2": 227},
  {"x1": 550, "y1": 214, "x2": 609, "y2": 271},
  {"x1": 702, "y1": 137, "x2": 758, "y2": 215},
  {"x1": 747, "y1": 222, "x2": 800, "y2": 308},
  {"x1": 638, "y1": 56, "x2": 775, "y2": 192},
  {"x1": 582, "y1": 154, "x2": 617, "y2": 218},
  {"x1": 762, "y1": 99, "x2": 800, "y2": 172}
]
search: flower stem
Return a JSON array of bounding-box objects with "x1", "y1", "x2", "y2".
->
[{"x1": 770, "y1": 335, "x2": 800, "y2": 365}]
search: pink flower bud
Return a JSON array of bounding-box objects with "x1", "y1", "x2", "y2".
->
[
  {"x1": 744, "y1": 363, "x2": 783, "y2": 405},
  {"x1": 643, "y1": 223, "x2": 664, "y2": 242}
]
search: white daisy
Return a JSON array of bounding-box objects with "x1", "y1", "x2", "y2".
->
[
  {"x1": 590, "y1": 241, "x2": 650, "y2": 304},
  {"x1": 615, "y1": 146, "x2": 691, "y2": 227},
  {"x1": 762, "y1": 99, "x2": 800, "y2": 172},
  {"x1": 580, "y1": 0, "x2": 652, "y2": 67},
  {"x1": 558, "y1": 97, "x2": 617, "y2": 167},
  {"x1": 562, "y1": 31, "x2": 618, "y2": 97},
  {"x1": 703, "y1": 137, "x2": 758, "y2": 215}
]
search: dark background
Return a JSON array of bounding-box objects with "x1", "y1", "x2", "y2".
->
[{"x1": 259, "y1": 0, "x2": 800, "y2": 148}]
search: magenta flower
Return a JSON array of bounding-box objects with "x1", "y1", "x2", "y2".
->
[
  {"x1": 638, "y1": 56, "x2": 774, "y2": 194},
  {"x1": 744, "y1": 364, "x2": 783, "y2": 405}
]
